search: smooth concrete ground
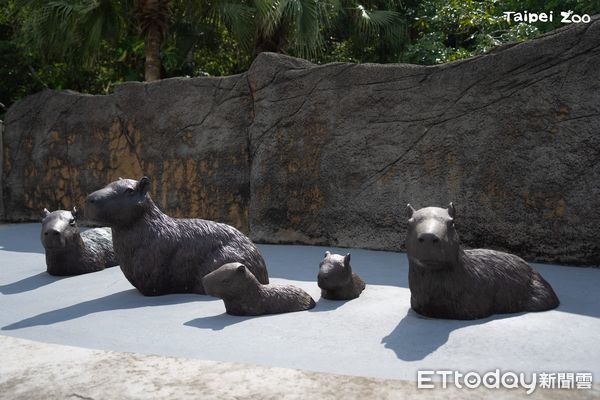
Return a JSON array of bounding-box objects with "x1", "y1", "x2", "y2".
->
[
  {"x1": 2, "y1": 335, "x2": 598, "y2": 400},
  {"x1": 1, "y1": 224, "x2": 599, "y2": 390}
]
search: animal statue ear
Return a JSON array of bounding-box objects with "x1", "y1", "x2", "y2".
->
[
  {"x1": 138, "y1": 176, "x2": 151, "y2": 196},
  {"x1": 324, "y1": 251, "x2": 331, "y2": 258},
  {"x1": 236, "y1": 264, "x2": 246, "y2": 273},
  {"x1": 407, "y1": 204, "x2": 416, "y2": 218},
  {"x1": 447, "y1": 202, "x2": 456, "y2": 219},
  {"x1": 344, "y1": 253, "x2": 351, "y2": 268},
  {"x1": 71, "y1": 206, "x2": 79, "y2": 220},
  {"x1": 41, "y1": 208, "x2": 50, "y2": 219}
]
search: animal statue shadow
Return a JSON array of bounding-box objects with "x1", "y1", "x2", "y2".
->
[
  {"x1": 184, "y1": 314, "x2": 255, "y2": 331},
  {"x1": 0, "y1": 272, "x2": 64, "y2": 295},
  {"x1": 308, "y1": 297, "x2": 351, "y2": 313},
  {"x1": 202, "y1": 262, "x2": 315, "y2": 316},
  {"x1": 2, "y1": 289, "x2": 205, "y2": 330},
  {"x1": 405, "y1": 203, "x2": 559, "y2": 320},
  {"x1": 85, "y1": 177, "x2": 269, "y2": 296},
  {"x1": 381, "y1": 309, "x2": 520, "y2": 361},
  {"x1": 41, "y1": 207, "x2": 118, "y2": 276}
]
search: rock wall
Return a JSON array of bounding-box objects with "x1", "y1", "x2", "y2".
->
[
  {"x1": 0, "y1": 118, "x2": 3, "y2": 219},
  {"x1": 3, "y1": 18, "x2": 599, "y2": 264},
  {"x1": 3, "y1": 76, "x2": 253, "y2": 231}
]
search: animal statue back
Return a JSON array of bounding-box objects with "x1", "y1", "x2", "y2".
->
[
  {"x1": 405, "y1": 203, "x2": 559, "y2": 320},
  {"x1": 41, "y1": 207, "x2": 118, "y2": 276},
  {"x1": 203, "y1": 262, "x2": 315, "y2": 316},
  {"x1": 85, "y1": 177, "x2": 269, "y2": 296}
]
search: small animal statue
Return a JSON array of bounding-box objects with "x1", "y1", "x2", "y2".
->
[
  {"x1": 40, "y1": 207, "x2": 118, "y2": 276},
  {"x1": 202, "y1": 262, "x2": 316, "y2": 316},
  {"x1": 405, "y1": 203, "x2": 559, "y2": 320},
  {"x1": 318, "y1": 251, "x2": 365, "y2": 300},
  {"x1": 84, "y1": 177, "x2": 269, "y2": 296}
]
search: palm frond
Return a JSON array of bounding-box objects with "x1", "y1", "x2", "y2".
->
[
  {"x1": 217, "y1": 2, "x2": 256, "y2": 52},
  {"x1": 16, "y1": 0, "x2": 127, "y2": 65},
  {"x1": 254, "y1": 0, "x2": 282, "y2": 37},
  {"x1": 281, "y1": 0, "x2": 323, "y2": 58},
  {"x1": 355, "y1": 6, "x2": 400, "y2": 37}
]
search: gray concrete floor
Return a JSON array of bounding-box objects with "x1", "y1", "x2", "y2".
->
[
  {"x1": 1, "y1": 223, "x2": 599, "y2": 385},
  {"x1": 2, "y1": 335, "x2": 598, "y2": 400}
]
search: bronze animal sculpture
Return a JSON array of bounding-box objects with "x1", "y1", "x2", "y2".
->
[
  {"x1": 85, "y1": 177, "x2": 269, "y2": 296},
  {"x1": 203, "y1": 262, "x2": 316, "y2": 316},
  {"x1": 318, "y1": 251, "x2": 365, "y2": 300},
  {"x1": 406, "y1": 203, "x2": 559, "y2": 320},
  {"x1": 41, "y1": 208, "x2": 117, "y2": 276}
]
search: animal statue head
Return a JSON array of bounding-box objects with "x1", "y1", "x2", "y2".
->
[
  {"x1": 40, "y1": 207, "x2": 80, "y2": 250},
  {"x1": 202, "y1": 262, "x2": 256, "y2": 300},
  {"x1": 85, "y1": 177, "x2": 151, "y2": 227},
  {"x1": 405, "y1": 203, "x2": 460, "y2": 270},
  {"x1": 318, "y1": 251, "x2": 352, "y2": 290}
]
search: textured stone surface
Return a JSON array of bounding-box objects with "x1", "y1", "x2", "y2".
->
[
  {"x1": 4, "y1": 336, "x2": 598, "y2": 400},
  {"x1": 246, "y1": 20, "x2": 600, "y2": 265},
  {"x1": 3, "y1": 18, "x2": 600, "y2": 264},
  {"x1": 3, "y1": 77, "x2": 252, "y2": 231}
]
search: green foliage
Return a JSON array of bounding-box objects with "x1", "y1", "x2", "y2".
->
[
  {"x1": 402, "y1": 0, "x2": 600, "y2": 65},
  {"x1": 1, "y1": 0, "x2": 599, "y2": 116},
  {"x1": 0, "y1": 1, "x2": 142, "y2": 101},
  {"x1": 0, "y1": 31, "x2": 44, "y2": 113},
  {"x1": 15, "y1": 0, "x2": 128, "y2": 65},
  {"x1": 504, "y1": 0, "x2": 600, "y2": 30},
  {"x1": 403, "y1": 0, "x2": 537, "y2": 65},
  {"x1": 314, "y1": 0, "x2": 407, "y2": 64},
  {"x1": 0, "y1": 2, "x2": 45, "y2": 116},
  {"x1": 212, "y1": 0, "x2": 403, "y2": 61}
]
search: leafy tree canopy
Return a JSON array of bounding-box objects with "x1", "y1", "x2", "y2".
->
[{"x1": 1, "y1": 0, "x2": 598, "y2": 116}]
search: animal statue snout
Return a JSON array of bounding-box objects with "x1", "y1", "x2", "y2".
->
[
  {"x1": 44, "y1": 228, "x2": 60, "y2": 237},
  {"x1": 42, "y1": 226, "x2": 65, "y2": 248},
  {"x1": 417, "y1": 232, "x2": 440, "y2": 244}
]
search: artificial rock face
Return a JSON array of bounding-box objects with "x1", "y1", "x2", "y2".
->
[
  {"x1": 41, "y1": 207, "x2": 118, "y2": 276},
  {"x1": 405, "y1": 203, "x2": 559, "y2": 320},
  {"x1": 203, "y1": 262, "x2": 316, "y2": 316},
  {"x1": 318, "y1": 251, "x2": 365, "y2": 300},
  {"x1": 84, "y1": 177, "x2": 269, "y2": 296},
  {"x1": 5, "y1": 19, "x2": 600, "y2": 266}
]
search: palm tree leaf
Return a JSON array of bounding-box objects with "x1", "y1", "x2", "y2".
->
[
  {"x1": 217, "y1": 2, "x2": 256, "y2": 52},
  {"x1": 355, "y1": 6, "x2": 400, "y2": 36},
  {"x1": 254, "y1": 0, "x2": 282, "y2": 37},
  {"x1": 281, "y1": 0, "x2": 322, "y2": 58},
  {"x1": 16, "y1": 0, "x2": 127, "y2": 65}
]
